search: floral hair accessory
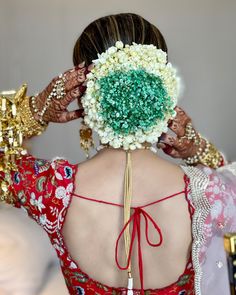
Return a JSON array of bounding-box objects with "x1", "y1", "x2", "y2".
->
[{"x1": 81, "y1": 41, "x2": 181, "y2": 150}]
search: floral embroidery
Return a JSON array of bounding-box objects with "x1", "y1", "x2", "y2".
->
[
  {"x1": 13, "y1": 172, "x2": 20, "y2": 184},
  {"x1": 39, "y1": 213, "x2": 47, "y2": 226},
  {"x1": 52, "y1": 238, "x2": 65, "y2": 256},
  {"x1": 36, "y1": 176, "x2": 47, "y2": 192},
  {"x1": 70, "y1": 261, "x2": 78, "y2": 269},
  {"x1": 17, "y1": 190, "x2": 27, "y2": 204},
  {"x1": 64, "y1": 166, "x2": 73, "y2": 179},
  {"x1": 30, "y1": 193, "x2": 46, "y2": 212},
  {"x1": 211, "y1": 200, "x2": 223, "y2": 219},
  {"x1": 55, "y1": 183, "x2": 73, "y2": 207},
  {"x1": 75, "y1": 286, "x2": 85, "y2": 295}
]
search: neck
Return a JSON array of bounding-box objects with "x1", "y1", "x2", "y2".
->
[{"x1": 93, "y1": 144, "x2": 162, "y2": 164}]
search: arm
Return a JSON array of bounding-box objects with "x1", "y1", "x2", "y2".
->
[{"x1": 0, "y1": 63, "x2": 88, "y2": 206}]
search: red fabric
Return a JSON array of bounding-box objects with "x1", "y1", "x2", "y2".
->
[
  {"x1": 73, "y1": 178, "x2": 191, "y2": 295},
  {"x1": 1, "y1": 155, "x2": 195, "y2": 295},
  {"x1": 114, "y1": 207, "x2": 163, "y2": 293},
  {"x1": 72, "y1": 176, "x2": 194, "y2": 295}
]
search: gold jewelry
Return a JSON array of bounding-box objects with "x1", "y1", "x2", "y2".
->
[
  {"x1": 37, "y1": 74, "x2": 66, "y2": 125},
  {"x1": 0, "y1": 85, "x2": 26, "y2": 203},
  {"x1": 0, "y1": 85, "x2": 47, "y2": 203},
  {"x1": 20, "y1": 96, "x2": 47, "y2": 138},
  {"x1": 124, "y1": 150, "x2": 133, "y2": 285},
  {"x1": 79, "y1": 119, "x2": 94, "y2": 158},
  {"x1": 198, "y1": 142, "x2": 223, "y2": 169},
  {"x1": 184, "y1": 137, "x2": 223, "y2": 169},
  {"x1": 31, "y1": 95, "x2": 39, "y2": 114},
  {"x1": 184, "y1": 137, "x2": 209, "y2": 165},
  {"x1": 179, "y1": 122, "x2": 201, "y2": 145},
  {"x1": 52, "y1": 74, "x2": 66, "y2": 100},
  {"x1": 94, "y1": 144, "x2": 157, "y2": 292}
]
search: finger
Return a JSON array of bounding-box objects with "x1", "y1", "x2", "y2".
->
[
  {"x1": 167, "y1": 106, "x2": 185, "y2": 127},
  {"x1": 168, "y1": 106, "x2": 191, "y2": 137},
  {"x1": 63, "y1": 68, "x2": 87, "y2": 91},
  {"x1": 60, "y1": 86, "x2": 83, "y2": 106},
  {"x1": 160, "y1": 133, "x2": 193, "y2": 152},
  {"x1": 174, "y1": 106, "x2": 186, "y2": 115},
  {"x1": 87, "y1": 63, "x2": 95, "y2": 72},
  {"x1": 159, "y1": 133, "x2": 177, "y2": 147},
  {"x1": 58, "y1": 109, "x2": 84, "y2": 123},
  {"x1": 64, "y1": 62, "x2": 86, "y2": 75},
  {"x1": 78, "y1": 61, "x2": 85, "y2": 68},
  {"x1": 168, "y1": 119, "x2": 186, "y2": 137},
  {"x1": 162, "y1": 144, "x2": 181, "y2": 158},
  {"x1": 77, "y1": 68, "x2": 86, "y2": 83},
  {"x1": 174, "y1": 106, "x2": 191, "y2": 125},
  {"x1": 156, "y1": 142, "x2": 166, "y2": 149}
]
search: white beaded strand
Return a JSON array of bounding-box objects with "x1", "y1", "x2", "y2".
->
[
  {"x1": 96, "y1": 144, "x2": 158, "y2": 154},
  {"x1": 33, "y1": 74, "x2": 66, "y2": 126}
]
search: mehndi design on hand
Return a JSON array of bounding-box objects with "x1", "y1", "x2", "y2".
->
[
  {"x1": 31, "y1": 62, "x2": 89, "y2": 124},
  {"x1": 157, "y1": 106, "x2": 224, "y2": 168},
  {"x1": 157, "y1": 106, "x2": 205, "y2": 159}
]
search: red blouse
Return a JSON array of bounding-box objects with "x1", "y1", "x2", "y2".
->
[{"x1": 1, "y1": 155, "x2": 195, "y2": 295}]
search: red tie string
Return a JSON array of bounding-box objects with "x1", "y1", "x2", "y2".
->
[
  {"x1": 72, "y1": 175, "x2": 191, "y2": 294},
  {"x1": 115, "y1": 207, "x2": 163, "y2": 294}
]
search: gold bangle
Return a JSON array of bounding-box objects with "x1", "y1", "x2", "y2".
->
[
  {"x1": 199, "y1": 142, "x2": 223, "y2": 169},
  {"x1": 19, "y1": 96, "x2": 48, "y2": 138}
]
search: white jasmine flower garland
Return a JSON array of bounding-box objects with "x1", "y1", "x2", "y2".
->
[{"x1": 81, "y1": 41, "x2": 181, "y2": 150}]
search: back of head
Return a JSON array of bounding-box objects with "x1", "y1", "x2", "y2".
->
[
  {"x1": 74, "y1": 13, "x2": 180, "y2": 151},
  {"x1": 73, "y1": 13, "x2": 168, "y2": 66}
]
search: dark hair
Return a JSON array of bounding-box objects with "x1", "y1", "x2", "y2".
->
[{"x1": 73, "y1": 13, "x2": 167, "y2": 66}]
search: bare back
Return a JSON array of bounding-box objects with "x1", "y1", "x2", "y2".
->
[{"x1": 61, "y1": 149, "x2": 192, "y2": 289}]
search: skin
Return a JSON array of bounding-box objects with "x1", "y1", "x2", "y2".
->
[
  {"x1": 63, "y1": 149, "x2": 192, "y2": 289},
  {"x1": 33, "y1": 72, "x2": 200, "y2": 289},
  {"x1": 157, "y1": 106, "x2": 206, "y2": 159},
  {"x1": 30, "y1": 62, "x2": 92, "y2": 123}
]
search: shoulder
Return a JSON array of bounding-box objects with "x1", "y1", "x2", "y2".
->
[
  {"x1": 182, "y1": 164, "x2": 236, "y2": 222},
  {"x1": 14, "y1": 155, "x2": 77, "y2": 186},
  {"x1": 182, "y1": 163, "x2": 236, "y2": 200},
  {"x1": 10, "y1": 155, "x2": 78, "y2": 231}
]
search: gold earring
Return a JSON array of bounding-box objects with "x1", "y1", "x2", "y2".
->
[{"x1": 79, "y1": 119, "x2": 94, "y2": 158}]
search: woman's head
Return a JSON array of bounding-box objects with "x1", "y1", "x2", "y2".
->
[
  {"x1": 73, "y1": 13, "x2": 167, "y2": 66},
  {"x1": 76, "y1": 14, "x2": 179, "y2": 150}
]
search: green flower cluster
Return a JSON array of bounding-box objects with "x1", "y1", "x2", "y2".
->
[{"x1": 98, "y1": 69, "x2": 174, "y2": 135}]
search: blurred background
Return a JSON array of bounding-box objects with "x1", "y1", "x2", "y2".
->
[{"x1": 0, "y1": 1, "x2": 236, "y2": 294}]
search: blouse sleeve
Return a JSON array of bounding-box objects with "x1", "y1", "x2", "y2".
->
[{"x1": 0, "y1": 154, "x2": 77, "y2": 231}]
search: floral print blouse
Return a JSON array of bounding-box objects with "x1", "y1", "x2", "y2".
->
[{"x1": 0, "y1": 154, "x2": 195, "y2": 295}]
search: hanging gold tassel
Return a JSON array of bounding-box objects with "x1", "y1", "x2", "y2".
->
[
  {"x1": 79, "y1": 119, "x2": 94, "y2": 158},
  {"x1": 123, "y1": 150, "x2": 134, "y2": 294}
]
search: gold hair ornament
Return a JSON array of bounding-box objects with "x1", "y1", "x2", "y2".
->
[{"x1": 79, "y1": 119, "x2": 94, "y2": 158}]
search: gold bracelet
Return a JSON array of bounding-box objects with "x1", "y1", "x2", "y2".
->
[
  {"x1": 184, "y1": 136, "x2": 209, "y2": 165},
  {"x1": 198, "y1": 142, "x2": 223, "y2": 169},
  {"x1": 19, "y1": 96, "x2": 48, "y2": 138},
  {"x1": 184, "y1": 137, "x2": 223, "y2": 169}
]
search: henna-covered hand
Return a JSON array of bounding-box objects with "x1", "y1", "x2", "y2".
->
[
  {"x1": 31, "y1": 62, "x2": 92, "y2": 123},
  {"x1": 157, "y1": 106, "x2": 206, "y2": 159}
]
